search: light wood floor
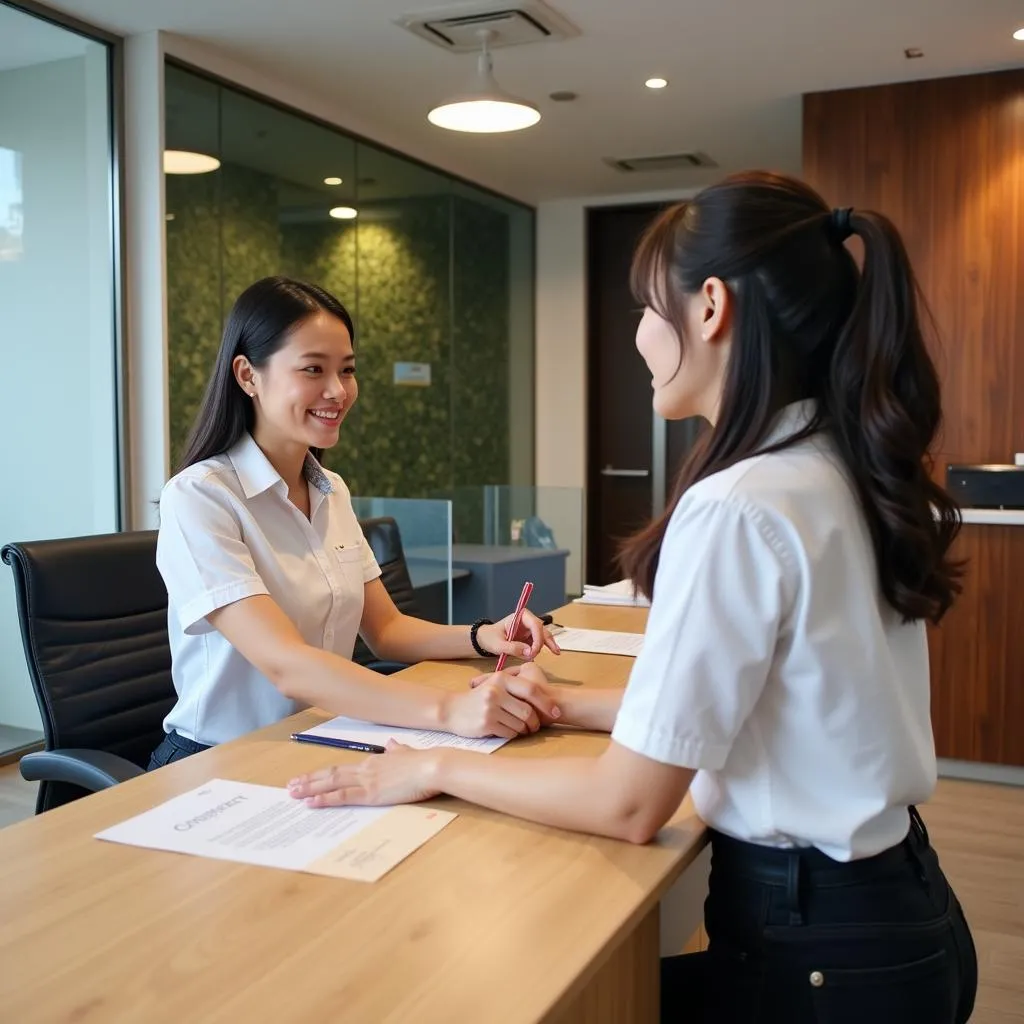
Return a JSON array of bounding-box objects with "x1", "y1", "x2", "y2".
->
[{"x1": 1, "y1": 767, "x2": 1020, "y2": 1021}]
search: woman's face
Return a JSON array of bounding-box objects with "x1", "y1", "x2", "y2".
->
[
  {"x1": 239, "y1": 311, "x2": 358, "y2": 452},
  {"x1": 634, "y1": 278, "x2": 732, "y2": 423}
]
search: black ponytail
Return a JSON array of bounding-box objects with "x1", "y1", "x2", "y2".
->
[
  {"x1": 826, "y1": 209, "x2": 961, "y2": 621},
  {"x1": 620, "y1": 171, "x2": 962, "y2": 623}
]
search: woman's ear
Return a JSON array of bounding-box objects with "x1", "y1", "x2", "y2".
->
[
  {"x1": 232, "y1": 355, "x2": 257, "y2": 397},
  {"x1": 699, "y1": 276, "x2": 733, "y2": 344}
]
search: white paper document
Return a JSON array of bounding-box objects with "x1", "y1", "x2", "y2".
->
[
  {"x1": 573, "y1": 579, "x2": 650, "y2": 608},
  {"x1": 95, "y1": 779, "x2": 455, "y2": 882},
  {"x1": 301, "y1": 716, "x2": 510, "y2": 754},
  {"x1": 550, "y1": 627, "x2": 645, "y2": 657}
]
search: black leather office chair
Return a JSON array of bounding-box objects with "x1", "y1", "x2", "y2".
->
[
  {"x1": 1, "y1": 531, "x2": 175, "y2": 813},
  {"x1": 354, "y1": 517, "x2": 420, "y2": 675}
]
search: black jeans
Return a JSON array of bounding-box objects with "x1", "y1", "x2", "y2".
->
[
  {"x1": 147, "y1": 729, "x2": 211, "y2": 770},
  {"x1": 661, "y1": 809, "x2": 977, "y2": 1023}
]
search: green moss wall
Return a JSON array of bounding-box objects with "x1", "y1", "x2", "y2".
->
[{"x1": 167, "y1": 170, "x2": 513, "y2": 496}]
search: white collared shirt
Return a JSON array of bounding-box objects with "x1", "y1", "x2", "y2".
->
[
  {"x1": 156, "y1": 433, "x2": 381, "y2": 746},
  {"x1": 611, "y1": 401, "x2": 937, "y2": 861}
]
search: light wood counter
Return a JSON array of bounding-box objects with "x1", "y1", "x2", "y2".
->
[{"x1": 0, "y1": 603, "x2": 706, "y2": 1023}]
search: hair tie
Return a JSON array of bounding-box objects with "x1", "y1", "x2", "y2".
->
[{"x1": 828, "y1": 207, "x2": 854, "y2": 243}]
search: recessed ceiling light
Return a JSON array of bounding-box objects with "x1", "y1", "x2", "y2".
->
[
  {"x1": 324, "y1": 176, "x2": 343, "y2": 186},
  {"x1": 329, "y1": 206, "x2": 358, "y2": 220},
  {"x1": 1013, "y1": 27, "x2": 1024, "y2": 41},
  {"x1": 645, "y1": 77, "x2": 668, "y2": 90},
  {"x1": 163, "y1": 150, "x2": 220, "y2": 174}
]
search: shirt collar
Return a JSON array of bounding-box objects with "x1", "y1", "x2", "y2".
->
[
  {"x1": 302, "y1": 451, "x2": 334, "y2": 496},
  {"x1": 762, "y1": 399, "x2": 819, "y2": 448},
  {"x1": 227, "y1": 433, "x2": 334, "y2": 499}
]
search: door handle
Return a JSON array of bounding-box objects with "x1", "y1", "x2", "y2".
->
[{"x1": 600, "y1": 466, "x2": 650, "y2": 478}]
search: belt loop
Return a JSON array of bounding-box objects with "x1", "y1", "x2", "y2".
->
[
  {"x1": 786, "y1": 851, "x2": 803, "y2": 926},
  {"x1": 906, "y1": 807, "x2": 930, "y2": 886},
  {"x1": 909, "y1": 805, "x2": 930, "y2": 846}
]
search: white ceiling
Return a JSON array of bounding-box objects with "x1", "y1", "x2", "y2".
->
[
  {"x1": 0, "y1": 5, "x2": 92, "y2": 72},
  {"x1": 33, "y1": 0, "x2": 1024, "y2": 202}
]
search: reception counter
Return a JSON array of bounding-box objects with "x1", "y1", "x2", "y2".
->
[
  {"x1": 958, "y1": 509, "x2": 1024, "y2": 526},
  {"x1": 928, "y1": 509, "x2": 1024, "y2": 768}
]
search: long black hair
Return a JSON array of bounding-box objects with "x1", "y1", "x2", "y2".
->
[
  {"x1": 619, "y1": 171, "x2": 961, "y2": 624},
  {"x1": 176, "y1": 276, "x2": 355, "y2": 474}
]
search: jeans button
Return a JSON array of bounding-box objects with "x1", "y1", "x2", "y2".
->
[{"x1": 809, "y1": 970, "x2": 824, "y2": 988}]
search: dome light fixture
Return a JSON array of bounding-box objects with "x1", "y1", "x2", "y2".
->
[
  {"x1": 329, "y1": 206, "x2": 358, "y2": 220},
  {"x1": 163, "y1": 150, "x2": 220, "y2": 174},
  {"x1": 427, "y1": 29, "x2": 540, "y2": 134}
]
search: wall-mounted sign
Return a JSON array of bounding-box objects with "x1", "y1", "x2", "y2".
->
[{"x1": 393, "y1": 362, "x2": 432, "y2": 387}]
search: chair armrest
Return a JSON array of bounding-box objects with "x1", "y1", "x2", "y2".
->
[
  {"x1": 19, "y1": 749, "x2": 145, "y2": 792},
  {"x1": 367, "y1": 660, "x2": 411, "y2": 676}
]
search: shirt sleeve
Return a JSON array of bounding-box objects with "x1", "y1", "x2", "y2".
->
[
  {"x1": 156, "y1": 472, "x2": 269, "y2": 635},
  {"x1": 360, "y1": 533, "x2": 382, "y2": 584},
  {"x1": 611, "y1": 497, "x2": 795, "y2": 771}
]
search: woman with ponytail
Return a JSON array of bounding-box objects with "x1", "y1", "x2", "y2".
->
[{"x1": 289, "y1": 173, "x2": 977, "y2": 1022}]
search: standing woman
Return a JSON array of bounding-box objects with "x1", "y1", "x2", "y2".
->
[
  {"x1": 149, "y1": 276, "x2": 559, "y2": 769},
  {"x1": 289, "y1": 173, "x2": 977, "y2": 1022}
]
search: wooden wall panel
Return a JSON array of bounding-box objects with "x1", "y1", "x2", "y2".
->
[{"x1": 804, "y1": 70, "x2": 1024, "y2": 765}]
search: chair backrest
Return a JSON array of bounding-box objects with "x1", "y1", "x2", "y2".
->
[
  {"x1": 353, "y1": 517, "x2": 420, "y2": 666},
  {"x1": 1, "y1": 531, "x2": 175, "y2": 807}
]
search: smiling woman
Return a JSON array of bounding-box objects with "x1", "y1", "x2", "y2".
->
[{"x1": 149, "y1": 276, "x2": 562, "y2": 770}]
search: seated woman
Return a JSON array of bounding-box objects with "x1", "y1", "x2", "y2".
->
[
  {"x1": 149, "y1": 276, "x2": 559, "y2": 769},
  {"x1": 288, "y1": 173, "x2": 977, "y2": 1023}
]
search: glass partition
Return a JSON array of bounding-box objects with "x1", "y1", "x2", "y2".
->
[
  {"x1": 434, "y1": 485, "x2": 584, "y2": 600},
  {"x1": 165, "y1": 63, "x2": 535, "y2": 495},
  {"x1": 351, "y1": 497, "x2": 453, "y2": 624}
]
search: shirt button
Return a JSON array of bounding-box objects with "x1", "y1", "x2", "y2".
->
[{"x1": 809, "y1": 971, "x2": 824, "y2": 988}]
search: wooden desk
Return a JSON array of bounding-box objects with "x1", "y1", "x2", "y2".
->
[{"x1": 0, "y1": 604, "x2": 706, "y2": 1023}]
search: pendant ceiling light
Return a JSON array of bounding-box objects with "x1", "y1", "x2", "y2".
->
[
  {"x1": 163, "y1": 150, "x2": 221, "y2": 174},
  {"x1": 427, "y1": 29, "x2": 540, "y2": 134}
]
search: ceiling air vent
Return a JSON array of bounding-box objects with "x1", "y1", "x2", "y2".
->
[
  {"x1": 397, "y1": 1, "x2": 579, "y2": 52},
  {"x1": 605, "y1": 152, "x2": 718, "y2": 174}
]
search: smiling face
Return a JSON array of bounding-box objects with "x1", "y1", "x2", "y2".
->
[{"x1": 233, "y1": 310, "x2": 357, "y2": 456}]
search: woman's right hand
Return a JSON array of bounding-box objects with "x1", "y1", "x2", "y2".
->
[{"x1": 440, "y1": 669, "x2": 562, "y2": 738}]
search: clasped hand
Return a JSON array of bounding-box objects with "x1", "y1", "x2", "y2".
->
[{"x1": 289, "y1": 663, "x2": 559, "y2": 808}]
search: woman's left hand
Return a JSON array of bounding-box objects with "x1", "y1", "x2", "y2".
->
[
  {"x1": 477, "y1": 610, "x2": 561, "y2": 661},
  {"x1": 288, "y1": 740, "x2": 440, "y2": 808}
]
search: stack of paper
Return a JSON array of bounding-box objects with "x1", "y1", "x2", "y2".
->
[
  {"x1": 573, "y1": 579, "x2": 650, "y2": 608},
  {"x1": 301, "y1": 717, "x2": 510, "y2": 754},
  {"x1": 550, "y1": 627, "x2": 644, "y2": 657},
  {"x1": 95, "y1": 779, "x2": 455, "y2": 882}
]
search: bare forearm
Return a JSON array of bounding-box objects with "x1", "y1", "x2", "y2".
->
[
  {"x1": 432, "y1": 750, "x2": 651, "y2": 843},
  {"x1": 371, "y1": 613, "x2": 477, "y2": 663},
  {"x1": 552, "y1": 686, "x2": 623, "y2": 732},
  {"x1": 274, "y1": 645, "x2": 447, "y2": 730}
]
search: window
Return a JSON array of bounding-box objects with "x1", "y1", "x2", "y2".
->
[{"x1": 0, "y1": 2, "x2": 121, "y2": 751}]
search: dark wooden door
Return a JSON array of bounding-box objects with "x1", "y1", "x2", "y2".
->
[{"x1": 586, "y1": 205, "x2": 662, "y2": 585}]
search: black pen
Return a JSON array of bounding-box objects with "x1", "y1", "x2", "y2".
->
[{"x1": 291, "y1": 733, "x2": 386, "y2": 754}]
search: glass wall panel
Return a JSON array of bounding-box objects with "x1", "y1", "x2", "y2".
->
[
  {"x1": 0, "y1": 3, "x2": 119, "y2": 750},
  {"x1": 164, "y1": 64, "x2": 535, "y2": 495}
]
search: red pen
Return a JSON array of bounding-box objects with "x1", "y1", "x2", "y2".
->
[{"x1": 494, "y1": 581, "x2": 534, "y2": 672}]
